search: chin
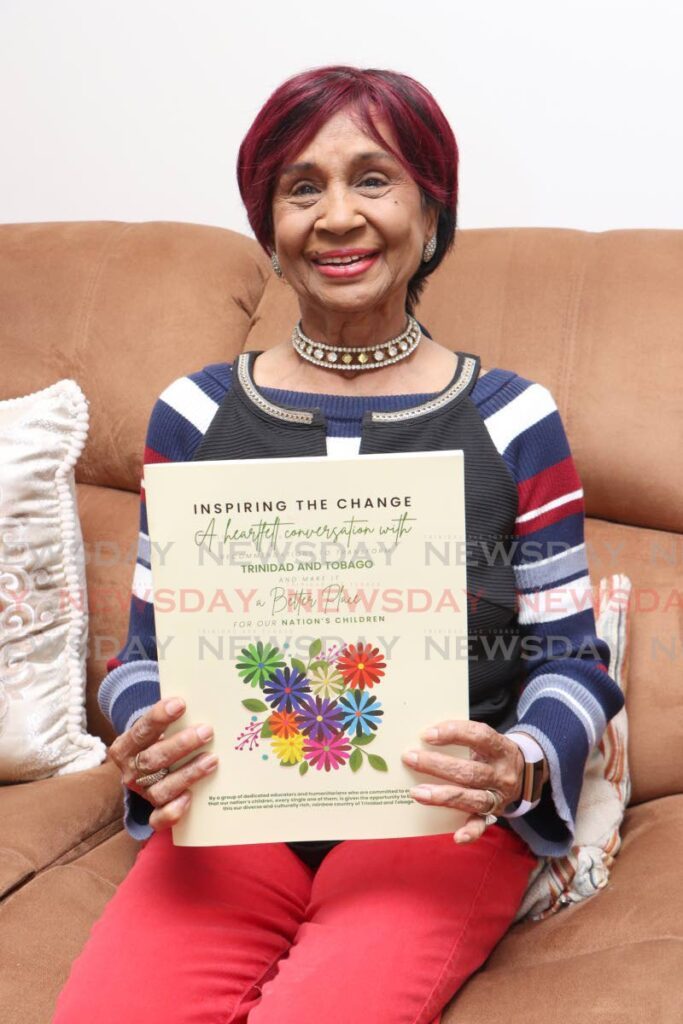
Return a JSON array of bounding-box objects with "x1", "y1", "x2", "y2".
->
[{"x1": 313, "y1": 282, "x2": 389, "y2": 311}]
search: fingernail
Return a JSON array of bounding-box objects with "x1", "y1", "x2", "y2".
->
[
  {"x1": 420, "y1": 727, "x2": 438, "y2": 741},
  {"x1": 402, "y1": 751, "x2": 418, "y2": 766},
  {"x1": 196, "y1": 725, "x2": 214, "y2": 742},
  {"x1": 410, "y1": 786, "x2": 433, "y2": 799},
  {"x1": 455, "y1": 834, "x2": 473, "y2": 844},
  {"x1": 165, "y1": 699, "x2": 184, "y2": 716},
  {"x1": 198, "y1": 754, "x2": 218, "y2": 771}
]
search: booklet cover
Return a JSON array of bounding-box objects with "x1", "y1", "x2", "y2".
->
[{"x1": 143, "y1": 450, "x2": 470, "y2": 847}]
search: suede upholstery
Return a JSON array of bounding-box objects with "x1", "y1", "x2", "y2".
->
[{"x1": 0, "y1": 221, "x2": 681, "y2": 1024}]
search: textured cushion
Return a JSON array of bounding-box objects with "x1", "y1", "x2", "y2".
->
[
  {"x1": 0, "y1": 379, "x2": 105, "y2": 780},
  {"x1": 514, "y1": 574, "x2": 631, "y2": 921}
]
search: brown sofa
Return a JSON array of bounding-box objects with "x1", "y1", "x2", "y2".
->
[{"x1": 1, "y1": 221, "x2": 681, "y2": 1023}]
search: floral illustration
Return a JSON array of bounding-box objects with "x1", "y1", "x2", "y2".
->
[
  {"x1": 236, "y1": 641, "x2": 285, "y2": 687},
  {"x1": 234, "y1": 637, "x2": 388, "y2": 776},
  {"x1": 271, "y1": 732, "x2": 304, "y2": 765},
  {"x1": 338, "y1": 689, "x2": 384, "y2": 739},
  {"x1": 263, "y1": 666, "x2": 310, "y2": 713},
  {"x1": 336, "y1": 642, "x2": 386, "y2": 690},
  {"x1": 295, "y1": 694, "x2": 345, "y2": 742},
  {"x1": 308, "y1": 661, "x2": 345, "y2": 699},
  {"x1": 303, "y1": 732, "x2": 352, "y2": 772}
]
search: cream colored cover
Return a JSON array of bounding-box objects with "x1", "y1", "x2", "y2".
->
[
  {"x1": 144, "y1": 451, "x2": 470, "y2": 847},
  {"x1": 0, "y1": 380, "x2": 106, "y2": 781}
]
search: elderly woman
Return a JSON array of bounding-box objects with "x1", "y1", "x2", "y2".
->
[{"x1": 54, "y1": 66, "x2": 624, "y2": 1024}]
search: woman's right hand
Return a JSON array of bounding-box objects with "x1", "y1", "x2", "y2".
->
[{"x1": 108, "y1": 697, "x2": 218, "y2": 831}]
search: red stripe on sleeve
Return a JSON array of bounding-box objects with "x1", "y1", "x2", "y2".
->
[
  {"x1": 515, "y1": 495, "x2": 585, "y2": 536},
  {"x1": 144, "y1": 445, "x2": 171, "y2": 465},
  {"x1": 517, "y1": 456, "x2": 582, "y2": 517}
]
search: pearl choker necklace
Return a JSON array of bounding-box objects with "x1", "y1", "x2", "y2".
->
[{"x1": 292, "y1": 315, "x2": 421, "y2": 371}]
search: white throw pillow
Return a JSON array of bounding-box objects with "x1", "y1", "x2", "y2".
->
[{"x1": 0, "y1": 379, "x2": 106, "y2": 780}]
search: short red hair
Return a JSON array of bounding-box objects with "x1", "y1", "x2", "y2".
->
[{"x1": 237, "y1": 65, "x2": 459, "y2": 313}]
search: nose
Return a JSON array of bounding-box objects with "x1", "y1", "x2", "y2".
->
[{"x1": 315, "y1": 183, "x2": 366, "y2": 236}]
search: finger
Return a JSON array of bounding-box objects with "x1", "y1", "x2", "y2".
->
[
  {"x1": 110, "y1": 697, "x2": 186, "y2": 766},
  {"x1": 149, "y1": 791, "x2": 191, "y2": 832},
  {"x1": 453, "y1": 812, "x2": 489, "y2": 845},
  {"x1": 402, "y1": 748, "x2": 495, "y2": 790},
  {"x1": 409, "y1": 782, "x2": 497, "y2": 817},
  {"x1": 420, "y1": 720, "x2": 506, "y2": 760},
  {"x1": 125, "y1": 723, "x2": 214, "y2": 782},
  {"x1": 141, "y1": 750, "x2": 219, "y2": 807}
]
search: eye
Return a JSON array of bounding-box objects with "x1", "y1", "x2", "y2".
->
[
  {"x1": 291, "y1": 182, "x2": 318, "y2": 198},
  {"x1": 359, "y1": 176, "x2": 387, "y2": 189}
]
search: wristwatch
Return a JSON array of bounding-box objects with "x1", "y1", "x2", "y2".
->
[{"x1": 502, "y1": 731, "x2": 548, "y2": 818}]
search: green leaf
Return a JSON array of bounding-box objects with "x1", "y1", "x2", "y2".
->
[
  {"x1": 313, "y1": 659, "x2": 328, "y2": 673},
  {"x1": 242, "y1": 698, "x2": 268, "y2": 712},
  {"x1": 260, "y1": 720, "x2": 272, "y2": 738},
  {"x1": 280, "y1": 759, "x2": 298, "y2": 767},
  {"x1": 308, "y1": 638, "x2": 322, "y2": 658},
  {"x1": 299, "y1": 760, "x2": 309, "y2": 776},
  {"x1": 349, "y1": 748, "x2": 363, "y2": 773},
  {"x1": 291, "y1": 657, "x2": 308, "y2": 675},
  {"x1": 351, "y1": 734, "x2": 375, "y2": 746},
  {"x1": 368, "y1": 754, "x2": 388, "y2": 772}
]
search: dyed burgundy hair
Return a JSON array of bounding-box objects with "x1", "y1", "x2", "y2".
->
[{"x1": 237, "y1": 65, "x2": 459, "y2": 314}]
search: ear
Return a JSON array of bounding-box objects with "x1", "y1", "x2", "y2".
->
[{"x1": 423, "y1": 201, "x2": 438, "y2": 242}]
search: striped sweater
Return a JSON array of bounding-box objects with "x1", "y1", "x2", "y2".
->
[{"x1": 99, "y1": 360, "x2": 624, "y2": 858}]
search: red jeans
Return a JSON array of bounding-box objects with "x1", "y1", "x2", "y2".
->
[{"x1": 53, "y1": 824, "x2": 537, "y2": 1024}]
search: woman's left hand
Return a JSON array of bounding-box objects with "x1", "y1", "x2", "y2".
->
[{"x1": 402, "y1": 720, "x2": 525, "y2": 845}]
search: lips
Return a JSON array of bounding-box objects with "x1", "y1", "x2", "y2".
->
[
  {"x1": 312, "y1": 250, "x2": 379, "y2": 266},
  {"x1": 311, "y1": 250, "x2": 381, "y2": 278}
]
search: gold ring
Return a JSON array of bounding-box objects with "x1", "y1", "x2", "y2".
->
[
  {"x1": 135, "y1": 767, "x2": 170, "y2": 788},
  {"x1": 133, "y1": 752, "x2": 169, "y2": 788},
  {"x1": 480, "y1": 788, "x2": 504, "y2": 817}
]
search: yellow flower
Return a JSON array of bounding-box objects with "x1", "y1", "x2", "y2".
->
[{"x1": 271, "y1": 732, "x2": 304, "y2": 764}]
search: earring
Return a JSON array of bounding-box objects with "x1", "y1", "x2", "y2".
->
[
  {"x1": 422, "y1": 234, "x2": 437, "y2": 262},
  {"x1": 271, "y1": 251, "x2": 283, "y2": 278}
]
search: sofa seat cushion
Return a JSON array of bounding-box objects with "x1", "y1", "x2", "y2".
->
[
  {"x1": 0, "y1": 758, "x2": 123, "y2": 898},
  {"x1": 444, "y1": 794, "x2": 683, "y2": 1023},
  {"x1": 0, "y1": 829, "x2": 139, "y2": 1024}
]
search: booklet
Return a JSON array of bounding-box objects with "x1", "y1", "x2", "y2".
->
[{"x1": 143, "y1": 450, "x2": 470, "y2": 847}]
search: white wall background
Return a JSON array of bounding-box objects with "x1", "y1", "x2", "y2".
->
[{"x1": 1, "y1": 0, "x2": 681, "y2": 234}]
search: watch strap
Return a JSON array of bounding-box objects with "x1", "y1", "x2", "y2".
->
[{"x1": 502, "y1": 731, "x2": 547, "y2": 818}]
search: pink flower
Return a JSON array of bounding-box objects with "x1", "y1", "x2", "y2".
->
[{"x1": 303, "y1": 731, "x2": 352, "y2": 771}]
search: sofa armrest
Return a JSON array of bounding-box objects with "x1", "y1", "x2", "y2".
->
[{"x1": 0, "y1": 757, "x2": 123, "y2": 899}]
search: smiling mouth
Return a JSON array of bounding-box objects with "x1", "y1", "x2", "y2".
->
[{"x1": 312, "y1": 252, "x2": 379, "y2": 266}]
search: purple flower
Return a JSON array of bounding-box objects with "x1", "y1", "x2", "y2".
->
[
  {"x1": 295, "y1": 695, "x2": 344, "y2": 742},
  {"x1": 263, "y1": 667, "x2": 310, "y2": 713}
]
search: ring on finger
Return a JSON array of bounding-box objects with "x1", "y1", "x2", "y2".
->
[
  {"x1": 135, "y1": 767, "x2": 170, "y2": 788},
  {"x1": 134, "y1": 751, "x2": 170, "y2": 788},
  {"x1": 479, "y1": 788, "x2": 505, "y2": 819}
]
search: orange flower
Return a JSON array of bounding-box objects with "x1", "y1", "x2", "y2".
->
[
  {"x1": 336, "y1": 642, "x2": 386, "y2": 690},
  {"x1": 269, "y1": 710, "x2": 300, "y2": 738}
]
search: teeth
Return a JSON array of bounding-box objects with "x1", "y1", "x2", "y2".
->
[{"x1": 317, "y1": 254, "x2": 373, "y2": 266}]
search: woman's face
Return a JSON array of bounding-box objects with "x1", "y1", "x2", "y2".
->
[{"x1": 271, "y1": 109, "x2": 437, "y2": 318}]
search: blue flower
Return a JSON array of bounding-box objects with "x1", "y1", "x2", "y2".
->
[{"x1": 338, "y1": 689, "x2": 384, "y2": 738}]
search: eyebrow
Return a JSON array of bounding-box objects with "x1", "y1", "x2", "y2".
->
[{"x1": 279, "y1": 150, "x2": 396, "y2": 177}]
